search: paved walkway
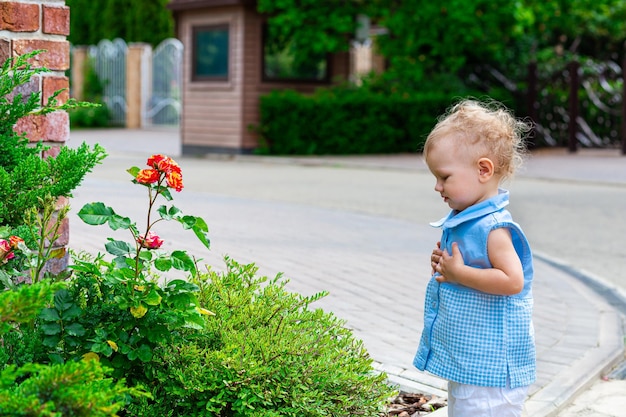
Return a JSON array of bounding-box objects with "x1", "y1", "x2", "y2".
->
[{"x1": 67, "y1": 128, "x2": 626, "y2": 417}]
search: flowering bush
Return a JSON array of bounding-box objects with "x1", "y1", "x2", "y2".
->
[
  {"x1": 22, "y1": 154, "x2": 214, "y2": 382},
  {"x1": 78, "y1": 153, "x2": 209, "y2": 278},
  {"x1": 0, "y1": 151, "x2": 398, "y2": 415}
]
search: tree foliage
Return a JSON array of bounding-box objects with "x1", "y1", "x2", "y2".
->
[
  {"x1": 67, "y1": 0, "x2": 174, "y2": 46},
  {"x1": 257, "y1": 0, "x2": 626, "y2": 92},
  {"x1": 258, "y1": 0, "x2": 367, "y2": 68}
]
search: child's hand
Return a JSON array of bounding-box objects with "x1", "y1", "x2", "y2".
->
[
  {"x1": 434, "y1": 242, "x2": 465, "y2": 284},
  {"x1": 430, "y1": 241, "x2": 443, "y2": 275}
]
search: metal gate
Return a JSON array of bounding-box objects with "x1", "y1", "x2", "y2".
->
[
  {"x1": 88, "y1": 38, "x2": 127, "y2": 126},
  {"x1": 146, "y1": 38, "x2": 183, "y2": 126}
]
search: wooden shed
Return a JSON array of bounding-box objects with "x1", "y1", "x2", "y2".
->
[{"x1": 167, "y1": 0, "x2": 351, "y2": 155}]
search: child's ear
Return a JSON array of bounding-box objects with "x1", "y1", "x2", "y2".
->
[{"x1": 477, "y1": 157, "x2": 495, "y2": 182}]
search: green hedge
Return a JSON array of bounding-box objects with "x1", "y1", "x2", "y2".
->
[{"x1": 255, "y1": 88, "x2": 454, "y2": 155}]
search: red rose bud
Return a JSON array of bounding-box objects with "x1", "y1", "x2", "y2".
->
[
  {"x1": 0, "y1": 239, "x2": 13, "y2": 262},
  {"x1": 137, "y1": 232, "x2": 164, "y2": 249},
  {"x1": 136, "y1": 168, "x2": 160, "y2": 184},
  {"x1": 166, "y1": 171, "x2": 184, "y2": 192}
]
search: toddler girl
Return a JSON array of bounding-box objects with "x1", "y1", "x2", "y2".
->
[{"x1": 413, "y1": 99, "x2": 535, "y2": 417}]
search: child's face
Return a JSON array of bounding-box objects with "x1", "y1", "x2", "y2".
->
[{"x1": 425, "y1": 136, "x2": 490, "y2": 212}]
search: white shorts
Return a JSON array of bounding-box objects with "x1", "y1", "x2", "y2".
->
[{"x1": 447, "y1": 380, "x2": 529, "y2": 417}]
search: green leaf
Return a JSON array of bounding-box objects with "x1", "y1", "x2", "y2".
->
[
  {"x1": 169, "y1": 205, "x2": 182, "y2": 217},
  {"x1": 40, "y1": 307, "x2": 60, "y2": 321},
  {"x1": 91, "y1": 342, "x2": 113, "y2": 357},
  {"x1": 105, "y1": 240, "x2": 133, "y2": 256},
  {"x1": 108, "y1": 214, "x2": 132, "y2": 230},
  {"x1": 43, "y1": 335, "x2": 61, "y2": 347},
  {"x1": 0, "y1": 226, "x2": 10, "y2": 238},
  {"x1": 77, "y1": 202, "x2": 114, "y2": 225},
  {"x1": 65, "y1": 322, "x2": 86, "y2": 337},
  {"x1": 192, "y1": 217, "x2": 211, "y2": 249},
  {"x1": 168, "y1": 293, "x2": 193, "y2": 309},
  {"x1": 157, "y1": 205, "x2": 168, "y2": 219},
  {"x1": 127, "y1": 166, "x2": 140, "y2": 177},
  {"x1": 60, "y1": 304, "x2": 82, "y2": 320},
  {"x1": 136, "y1": 344, "x2": 153, "y2": 362},
  {"x1": 138, "y1": 250, "x2": 153, "y2": 261},
  {"x1": 184, "y1": 313, "x2": 205, "y2": 330},
  {"x1": 53, "y1": 289, "x2": 74, "y2": 312},
  {"x1": 158, "y1": 205, "x2": 182, "y2": 220},
  {"x1": 170, "y1": 250, "x2": 195, "y2": 272},
  {"x1": 160, "y1": 187, "x2": 173, "y2": 201},
  {"x1": 154, "y1": 256, "x2": 172, "y2": 271},
  {"x1": 48, "y1": 353, "x2": 64, "y2": 364},
  {"x1": 180, "y1": 215, "x2": 196, "y2": 229},
  {"x1": 166, "y1": 279, "x2": 199, "y2": 293},
  {"x1": 111, "y1": 256, "x2": 130, "y2": 271},
  {"x1": 144, "y1": 290, "x2": 162, "y2": 306},
  {"x1": 41, "y1": 322, "x2": 62, "y2": 335}
]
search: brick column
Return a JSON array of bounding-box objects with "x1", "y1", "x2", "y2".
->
[{"x1": 0, "y1": 0, "x2": 71, "y2": 274}]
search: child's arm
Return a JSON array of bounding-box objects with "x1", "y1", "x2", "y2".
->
[{"x1": 433, "y1": 228, "x2": 524, "y2": 295}]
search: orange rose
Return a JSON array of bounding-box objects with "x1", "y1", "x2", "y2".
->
[
  {"x1": 136, "y1": 168, "x2": 160, "y2": 184},
  {"x1": 9, "y1": 235, "x2": 23, "y2": 249},
  {"x1": 147, "y1": 154, "x2": 167, "y2": 169},
  {"x1": 166, "y1": 171, "x2": 184, "y2": 192},
  {"x1": 148, "y1": 154, "x2": 182, "y2": 174}
]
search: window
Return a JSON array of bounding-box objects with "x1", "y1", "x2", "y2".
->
[
  {"x1": 192, "y1": 24, "x2": 229, "y2": 81},
  {"x1": 262, "y1": 24, "x2": 329, "y2": 83}
]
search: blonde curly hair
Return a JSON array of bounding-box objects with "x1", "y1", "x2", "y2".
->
[{"x1": 423, "y1": 99, "x2": 532, "y2": 180}]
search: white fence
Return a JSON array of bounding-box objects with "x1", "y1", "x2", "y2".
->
[
  {"x1": 87, "y1": 39, "x2": 127, "y2": 126},
  {"x1": 79, "y1": 38, "x2": 183, "y2": 127},
  {"x1": 147, "y1": 39, "x2": 183, "y2": 126}
]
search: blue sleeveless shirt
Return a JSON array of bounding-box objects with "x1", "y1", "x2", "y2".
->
[{"x1": 413, "y1": 189, "x2": 535, "y2": 388}]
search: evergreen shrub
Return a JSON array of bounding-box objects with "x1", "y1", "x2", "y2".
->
[
  {"x1": 255, "y1": 88, "x2": 452, "y2": 155},
  {"x1": 126, "y1": 257, "x2": 396, "y2": 416},
  {"x1": 0, "y1": 51, "x2": 107, "y2": 228}
]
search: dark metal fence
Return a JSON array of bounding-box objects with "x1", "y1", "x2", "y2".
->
[{"x1": 527, "y1": 57, "x2": 626, "y2": 154}]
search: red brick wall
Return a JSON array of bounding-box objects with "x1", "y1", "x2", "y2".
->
[
  {"x1": 0, "y1": 2, "x2": 71, "y2": 146},
  {"x1": 0, "y1": 0, "x2": 71, "y2": 274}
]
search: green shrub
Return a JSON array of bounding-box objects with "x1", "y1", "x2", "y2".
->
[
  {"x1": 0, "y1": 51, "x2": 107, "y2": 228},
  {"x1": 0, "y1": 50, "x2": 142, "y2": 416},
  {"x1": 0, "y1": 282, "x2": 145, "y2": 416},
  {"x1": 127, "y1": 257, "x2": 396, "y2": 416},
  {"x1": 0, "y1": 359, "x2": 142, "y2": 416},
  {"x1": 255, "y1": 87, "x2": 452, "y2": 155}
]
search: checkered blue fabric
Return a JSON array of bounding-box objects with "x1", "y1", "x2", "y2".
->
[{"x1": 413, "y1": 190, "x2": 536, "y2": 389}]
